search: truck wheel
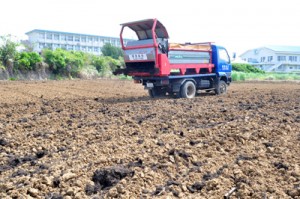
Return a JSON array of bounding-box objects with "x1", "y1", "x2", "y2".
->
[
  {"x1": 148, "y1": 87, "x2": 166, "y2": 98},
  {"x1": 180, "y1": 81, "x2": 196, "y2": 98},
  {"x1": 215, "y1": 80, "x2": 227, "y2": 95}
]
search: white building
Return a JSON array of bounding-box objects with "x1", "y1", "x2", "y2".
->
[
  {"x1": 240, "y1": 46, "x2": 300, "y2": 72},
  {"x1": 25, "y1": 29, "x2": 132, "y2": 55}
]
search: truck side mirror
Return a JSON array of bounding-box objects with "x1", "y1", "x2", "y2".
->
[{"x1": 232, "y1": 52, "x2": 236, "y2": 59}]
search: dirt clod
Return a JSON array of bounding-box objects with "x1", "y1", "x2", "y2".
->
[{"x1": 92, "y1": 166, "x2": 134, "y2": 190}]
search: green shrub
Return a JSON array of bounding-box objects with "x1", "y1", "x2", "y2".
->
[
  {"x1": 92, "y1": 55, "x2": 123, "y2": 76},
  {"x1": 78, "y1": 65, "x2": 100, "y2": 79},
  {"x1": 239, "y1": 73, "x2": 246, "y2": 81},
  {"x1": 231, "y1": 72, "x2": 239, "y2": 81},
  {"x1": 16, "y1": 52, "x2": 42, "y2": 71},
  {"x1": 42, "y1": 49, "x2": 66, "y2": 74},
  {"x1": 8, "y1": 77, "x2": 17, "y2": 81},
  {"x1": 0, "y1": 61, "x2": 6, "y2": 69},
  {"x1": 0, "y1": 35, "x2": 19, "y2": 67},
  {"x1": 101, "y1": 43, "x2": 123, "y2": 59},
  {"x1": 232, "y1": 63, "x2": 265, "y2": 73},
  {"x1": 118, "y1": 74, "x2": 132, "y2": 80},
  {"x1": 42, "y1": 49, "x2": 84, "y2": 76}
]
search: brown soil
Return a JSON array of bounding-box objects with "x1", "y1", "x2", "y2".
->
[{"x1": 0, "y1": 79, "x2": 299, "y2": 199}]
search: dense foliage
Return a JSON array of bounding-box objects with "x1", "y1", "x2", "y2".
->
[
  {"x1": 16, "y1": 52, "x2": 42, "y2": 71},
  {"x1": 232, "y1": 63, "x2": 265, "y2": 74},
  {"x1": 101, "y1": 43, "x2": 123, "y2": 59},
  {"x1": 0, "y1": 35, "x2": 125, "y2": 79},
  {"x1": 42, "y1": 49, "x2": 84, "y2": 75},
  {"x1": 0, "y1": 35, "x2": 19, "y2": 67}
]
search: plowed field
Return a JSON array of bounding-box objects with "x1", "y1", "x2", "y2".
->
[{"x1": 0, "y1": 79, "x2": 299, "y2": 199}]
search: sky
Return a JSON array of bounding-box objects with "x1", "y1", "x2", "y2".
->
[{"x1": 1, "y1": 0, "x2": 300, "y2": 56}]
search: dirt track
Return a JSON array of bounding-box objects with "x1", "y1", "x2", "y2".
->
[{"x1": 0, "y1": 79, "x2": 299, "y2": 199}]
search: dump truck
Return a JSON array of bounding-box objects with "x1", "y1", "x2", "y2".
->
[{"x1": 116, "y1": 18, "x2": 232, "y2": 98}]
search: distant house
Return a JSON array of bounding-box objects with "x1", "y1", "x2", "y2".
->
[
  {"x1": 240, "y1": 46, "x2": 300, "y2": 72},
  {"x1": 25, "y1": 29, "x2": 133, "y2": 55}
]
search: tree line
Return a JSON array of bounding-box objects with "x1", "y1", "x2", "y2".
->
[{"x1": 0, "y1": 35, "x2": 124, "y2": 79}]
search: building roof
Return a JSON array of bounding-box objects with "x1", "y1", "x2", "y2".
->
[
  {"x1": 25, "y1": 29, "x2": 133, "y2": 40},
  {"x1": 240, "y1": 45, "x2": 300, "y2": 57},
  {"x1": 265, "y1": 45, "x2": 300, "y2": 53}
]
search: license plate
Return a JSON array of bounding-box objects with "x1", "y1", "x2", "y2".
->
[
  {"x1": 146, "y1": 83, "x2": 154, "y2": 88},
  {"x1": 129, "y1": 54, "x2": 147, "y2": 60}
]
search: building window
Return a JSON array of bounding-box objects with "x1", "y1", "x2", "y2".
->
[
  {"x1": 261, "y1": 57, "x2": 265, "y2": 62},
  {"x1": 67, "y1": 45, "x2": 73, "y2": 50},
  {"x1": 53, "y1": 44, "x2": 61, "y2": 49},
  {"x1": 88, "y1": 37, "x2": 93, "y2": 42},
  {"x1": 247, "y1": 58, "x2": 258, "y2": 63},
  {"x1": 81, "y1": 37, "x2": 86, "y2": 42},
  {"x1": 82, "y1": 46, "x2": 87, "y2": 51},
  {"x1": 277, "y1": 56, "x2": 286, "y2": 61},
  {"x1": 39, "y1": 33, "x2": 44, "y2": 39},
  {"x1": 88, "y1": 47, "x2": 93, "y2": 52},
  {"x1": 94, "y1": 47, "x2": 99, "y2": 52},
  {"x1": 54, "y1": 34, "x2": 59, "y2": 40},
  {"x1": 61, "y1": 44, "x2": 67, "y2": 49},
  {"x1": 75, "y1": 36, "x2": 80, "y2": 42},
  {"x1": 289, "y1": 56, "x2": 297, "y2": 62},
  {"x1": 61, "y1": 35, "x2": 66, "y2": 41},
  {"x1": 46, "y1": 33, "x2": 52, "y2": 40},
  {"x1": 267, "y1": 56, "x2": 273, "y2": 62},
  {"x1": 100, "y1": 38, "x2": 105, "y2": 43},
  {"x1": 75, "y1": 45, "x2": 80, "y2": 51},
  {"x1": 95, "y1": 37, "x2": 99, "y2": 42},
  {"x1": 39, "y1": 43, "x2": 45, "y2": 48},
  {"x1": 67, "y1": 36, "x2": 73, "y2": 42},
  {"x1": 45, "y1": 43, "x2": 52, "y2": 49}
]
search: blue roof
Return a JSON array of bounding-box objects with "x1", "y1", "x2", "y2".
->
[{"x1": 265, "y1": 45, "x2": 300, "y2": 52}]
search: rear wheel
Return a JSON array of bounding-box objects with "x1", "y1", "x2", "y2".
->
[
  {"x1": 180, "y1": 81, "x2": 196, "y2": 98},
  {"x1": 215, "y1": 80, "x2": 227, "y2": 95}
]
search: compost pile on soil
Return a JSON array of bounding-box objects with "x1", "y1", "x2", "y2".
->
[{"x1": 0, "y1": 79, "x2": 299, "y2": 198}]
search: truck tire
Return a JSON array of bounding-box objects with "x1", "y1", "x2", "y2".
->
[
  {"x1": 215, "y1": 80, "x2": 227, "y2": 95},
  {"x1": 180, "y1": 81, "x2": 196, "y2": 98}
]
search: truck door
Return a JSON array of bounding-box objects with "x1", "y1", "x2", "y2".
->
[{"x1": 216, "y1": 47, "x2": 232, "y2": 73}]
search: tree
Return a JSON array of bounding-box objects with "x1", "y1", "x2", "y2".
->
[
  {"x1": 0, "y1": 35, "x2": 19, "y2": 68},
  {"x1": 101, "y1": 43, "x2": 123, "y2": 59}
]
